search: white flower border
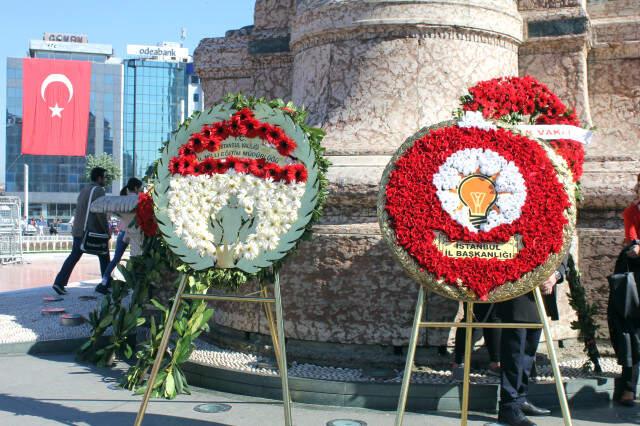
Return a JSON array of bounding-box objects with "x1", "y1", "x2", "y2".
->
[
  {"x1": 166, "y1": 172, "x2": 306, "y2": 262},
  {"x1": 432, "y1": 148, "x2": 527, "y2": 232}
]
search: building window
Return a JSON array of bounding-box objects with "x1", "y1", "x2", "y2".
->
[{"x1": 193, "y1": 93, "x2": 200, "y2": 102}]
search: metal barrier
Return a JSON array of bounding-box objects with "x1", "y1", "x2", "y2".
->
[
  {"x1": 0, "y1": 196, "x2": 24, "y2": 264},
  {"x1": 21, "y1": 235, "x2": 118, "y2": 253}
]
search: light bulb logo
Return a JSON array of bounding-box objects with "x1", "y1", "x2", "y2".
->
[{"x1": 458, "y1": 175, "x2": 497, "y2": 227}]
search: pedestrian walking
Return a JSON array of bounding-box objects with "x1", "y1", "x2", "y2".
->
[
  {"x1": 52, "y1": 167, "x2": 111, "y2": 295},
  {"x1": 95, "y1": 177, "x2": 142, "y2": 295},
  {"x1": 608, "y1": 172, "x2": 640, "y2": 407},
  {"x1": 37, "y1": 215, "x2": 46, "y2": 236}
]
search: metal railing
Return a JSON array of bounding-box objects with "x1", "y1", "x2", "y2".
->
[
  {"x1": 20, "y1": 235, "x2": 119, "y2": 253},
  {"x1": 0, "y1": 196, "x2": 24, "y2": 264}
]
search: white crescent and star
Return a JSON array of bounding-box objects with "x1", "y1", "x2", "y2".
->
[{"x1": 40, "y1": 73, "x2": 74, "y2": 118}]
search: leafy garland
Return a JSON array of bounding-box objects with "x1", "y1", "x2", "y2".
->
[
  {"x1": 567, "y1": 254, "x2": 602, "y2": 372},
  {"x1": 79, "y1": 93, "x2": 329, "y2": 399}
]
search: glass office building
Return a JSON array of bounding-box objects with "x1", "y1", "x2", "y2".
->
[
  {"x1": 122, "y1": 60, "x2": 190, "y2": 179},
  {"x1": 5, "y1": 40, "x2": 122, "y2": 221}
]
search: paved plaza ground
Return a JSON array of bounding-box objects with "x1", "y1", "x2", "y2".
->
[
  {"x1": 1, "y1": 252, "x2": 105, "y2": 292},
  {"x1": 0, "y1": 353, "x2": 638, "y2": 426},
  {"x1": 1, "y1": 254, "x2": 639, "y2": 425}
]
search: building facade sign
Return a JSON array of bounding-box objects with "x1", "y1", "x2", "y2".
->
[
  {"x1": 126, "y1": 44, "x2": 189, "y2": 61},
  {"x1": 29, "y1": 40, "x2": 112, "y2": 55},
  {"x1": 43, "y1": 33, "x2": 88, "y2": 43}
]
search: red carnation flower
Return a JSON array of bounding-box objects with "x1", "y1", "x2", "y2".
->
[
  {"x1": 136, "y1": 192, "x2": 158, "y2": 237},
  {"x1": 284, "y1": 164, "x2": 308, "y2": 183},
  {"x1": 192, "y1": 161, "x2": 204, "y2": 175},
  {"x1": 201, "y1": 125, "x2": 213, "y2": 139},
  {"x1": 233, "y1": 107, "x2": 254, "y2": 122},
  {"x1": 249, "y1": 158, "x2": 267, "y2": 178},
  {"x1": 178, "y1": 155, "x2": 197, "y2": 175},
  {"x1": 200, "y1": 157, "x2": 218, "y2": 175},
  {"x1": 224, "y1": 156, "x2": 239, "y2": 171},
  {"x1": 256, "y1": 124, "x2": 270, "y2": 139},
  {"x1": 212, "y1": 159, "x2": 229, "y2": 174},
  {"x1": 243, "y1": 117, "x2": 260, "y2": 138},
  {"x1": 263, "y1": 163, "x2": 283, "y2": 181},
  {"x1": 234, "y1": 158, "x2": 251, "y2": 174},
  {"x1": 276, "y1": 137, "x2": 297, "y2": 156},
  {"x1": 178, "y1": 143, "x2": 195, "y2": 156},
  {"x1": 281, "y1": 106, "x2": 295, "y2": 116},
  {"x1": 168, "y1": 156, "x2": 181, "y2": 174},
  {"x1": 228, "y1": 116, "x2": 248, "y2": 137},
  {"x1": 550, "y1": 139, "x2": 584, "y2": 181},
  {"x1": 266, "y1": 126, "x2": 286, "y2": 145},
  {"x1": 188, "y1": 133, "x2": 207, "y2": 153},
  {"x1": 211, "y1": 122, "x2": 229, "y2": 140}
]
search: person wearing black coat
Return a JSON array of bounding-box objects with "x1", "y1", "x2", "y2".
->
[
  {"x1": 609, "y1": 175, "x2": 640, "y2": 406},
  {"x1": 495, "y1": 258, "x2": 568, "y2": 426},
  {"x1": 608, "y1": 241, "x2": 640, "y2": 406}
]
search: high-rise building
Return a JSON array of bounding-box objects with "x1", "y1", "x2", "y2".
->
[
  {"x1": 122, "y1": 42, "x2": 203, "y2": 180},
  {"x1": 4, "y1": 36, "x2": 203, "y2": 221},
  {"x1": 5, "y1": 34, "x2": 123, "y2": 221}
]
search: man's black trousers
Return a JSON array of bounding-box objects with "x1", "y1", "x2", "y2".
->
[{"x1": 499, "y1": 326, "x2": 542, "y2": 416}]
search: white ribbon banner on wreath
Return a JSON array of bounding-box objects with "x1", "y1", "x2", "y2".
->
[
  {"x1": 515, "y1": 125, "x2": 593, "y2": 145},
  {"x1": 457, "y1": 111, "x2": 593, "y2": 145}
]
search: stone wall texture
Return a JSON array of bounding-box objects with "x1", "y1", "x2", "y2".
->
[{"x1": 194, "y1": 0, "x2": 640, "y2": 359}]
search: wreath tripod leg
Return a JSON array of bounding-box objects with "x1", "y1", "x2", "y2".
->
[
  {"x1": 261, "y1": 283, "x2": 282, "y2": 365},
  {"x1": 274, "y1": 271, "x2": 293, "y2": 426},
  {"x1": 533, "y1": 287, "x2": 572, "y2": 426},
  {"x1": 460, "y1": 302, "x2": 474, "y2": 426},
  {"x1": 395, "y1": 285, "x2": 425, "y2": 426},
  {"x1": 135, "y1": 274, "x2": 188, "y2": 426}
]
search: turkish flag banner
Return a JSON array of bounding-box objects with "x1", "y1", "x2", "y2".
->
[{"x1": 21, "y1": 58, "x2": 91, "y2": 156}]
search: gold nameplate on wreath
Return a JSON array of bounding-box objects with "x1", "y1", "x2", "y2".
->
[{"x1": 433, "y1": 232, "x2": 522, "y2": 260}]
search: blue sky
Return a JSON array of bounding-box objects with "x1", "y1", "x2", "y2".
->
[{"x1": 0, "y1": 0, "x2": 256, "y2": 182}]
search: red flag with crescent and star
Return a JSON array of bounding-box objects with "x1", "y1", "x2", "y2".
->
[{"x1": 21, "y1": 58, "x2": 92, "y2": 156}]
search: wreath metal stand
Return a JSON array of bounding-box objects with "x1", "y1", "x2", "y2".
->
[
  {"x1": 134, "y1": 272, "x2": 293, "y2": 426},
  {"x1": 394, "y1": 286, "x2": 572, "y2": 426}
]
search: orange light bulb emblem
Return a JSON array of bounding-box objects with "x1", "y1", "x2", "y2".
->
[{"x1": 458, "y1": 175, "x2": 497, "y2": 226}]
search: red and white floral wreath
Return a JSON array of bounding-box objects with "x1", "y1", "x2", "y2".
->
[{"x1": 384, "y1": 125, "x2": 572, "y2": 300}]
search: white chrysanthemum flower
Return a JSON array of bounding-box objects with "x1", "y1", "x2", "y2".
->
[
  {"x1": 167, "y1": 170, "x2": 306, "y2": 264},
  {"x1": 433, "y1": 148, "x2": 527, "y2": 232},
  {"x1": 436, "y1": 190, "x2": 460, "y2": 212}
]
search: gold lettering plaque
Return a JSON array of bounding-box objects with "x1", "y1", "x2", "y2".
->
[{"x1": 433, "y1": 232, "x2": 522, "y2": 260}]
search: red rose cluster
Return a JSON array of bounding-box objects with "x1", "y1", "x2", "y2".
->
[
  {"x1": 136, "y1": 192, "x2": 158, "y2": 237},
  {"x1": 168, "y1": 155, "x2": 307, "y2": 184},
  {"x1": 385, "y1": 126, "x2": 570, "y2": 300},
  {"x1": 168, "y1": 107, "x2": 307, "y2": 183},
  {"x1": 462, "y1": 75, "x2": 584, "y2": 181}
]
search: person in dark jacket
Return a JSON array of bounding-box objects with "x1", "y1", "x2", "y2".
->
[
  {"x1": 609, "y1": 173, "x2": 640, "y2": 406},
  {"x1": 495, "y1": 258, "x2": 568, "y2": 426},
  {"x1": 52, "y1": 167, "x2": 110, "y2": 295}
]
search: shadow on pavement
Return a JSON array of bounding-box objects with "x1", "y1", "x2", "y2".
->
[
  {"x1": 564, "y1": 404, "x2": 640, "y2": 425},
  {"x1": 424, "y1": 410, "x2": 498, "y2": 423},
  {"x1": 0, "y1": 393, "x2": 229, "y2": 426}
]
